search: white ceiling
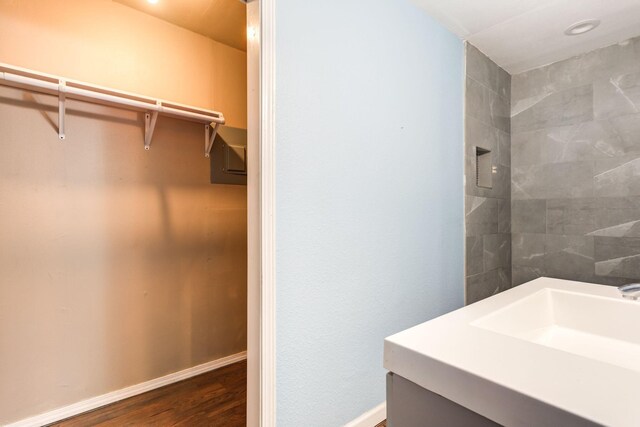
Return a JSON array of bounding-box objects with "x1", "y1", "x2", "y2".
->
[
  {"x1": 412, "y1": 0, "x2": 640, "y2": 74},
  {"x1": 113, "y1": 0, "x2": 246, "y2": 51}
]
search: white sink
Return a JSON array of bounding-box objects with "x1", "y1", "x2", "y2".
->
[
  {"x1": 472, "y1": 288, "x2": 640, "y2": 373},
  {"x1": 384, "y1": 278, "x2": 640, "y2": 427}
]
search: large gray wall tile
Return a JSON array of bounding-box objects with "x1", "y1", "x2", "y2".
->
[
  {"x1": 466, "y1": 115, "x2": 498, "y2": 153},
  {"x1": 466, "y1": 78, "x2": 510, "y2": 134},
  {"x1": 512, "y1": 161, "x2": 594, "y2": 200},
  {"x1": 466, "y1": 44, "x2": 499, "y2": 94},
  {"x1": 466, "y1": 196, "x2": 498, "y2": 236},
  {"x1": 466, "y1": 268, "x2": 511, "y2": 304},
  {"x1": 511, "y1": 233, "x2": 545, "y2": 287},
  {"x1": 498, "y1": 199, "x2": 511, "y2": 233},
  {"x1": 496, "y1": 67, "x2": 511, "y2": 102},
  {"x1": 484, "y1": 233, "x2": 510, "y2": 271},
  {"x1": 590, "y1": 197, "x2": 640, "y2": 237},
  {"x1": 512, "y1": 120, "x2": 636, "y2": 168},
  {"x1": 512, "y1": 199, "x2": 546, "y2": 233},
  {"x1": 593, "y1": 71, "x2": 640, "y2": 120},
  {"x1": 497, "y1": 128, "x2": 510, "y2": 167},
  {"x1": 575, "y1": 120, "x2": 638, "y2": 157},
  {"x1": 546, "y1": 196, "x2": 640, "y2": 237},
  {"x1": 466, "y1": 236, "x2": 483, "y2": 276},
  {"x1": 547, "y1": 198, "x2": 599, "y2": 235},
  {"x1": 488, "y1": 164, "x2": 510, "y2": 199},
  {"x1": 512, "y1": 233, "x2": 545, "y2": 268},
  {"x1": 589, "y1": 220, "x2": 640, "y2": 238},
  {"x1": 466, "y1": 43, "x2": 511, "y2": 103},
  {"x1": 594, "y1": 236, "x2": 640, "y2": 279},
  {"x1": 594, "y1": 155, "x2": 640, "y2": 197},
  {"x1": 512, "y1": 85, "x2": 593, "y2": 133},
  {"x1": 512, "y1": 69, "x2": 552, "y2": 108},
  {"x1": 594, "y1": 236, "x2": 640, "y2": 260},
  {"x1": 610, "y1": 114, "x2": 640, "y2": 153},
  {"x1": 512, "y1": 36, "x2": 640, "y2": 105},
  {"x1": 594, "y1": 275, "x2": 636, "y2": 286},
  {"x1": 488, "y1": 89, "x2": 510, "y2": 133},
  {"x1": 544, "y1": 235, "x2": 595, "y2": 282},
  {"x1": 512, "y1": 265, "x2": 545, "y2": 286},
  {"x1": 466, "y1": 77, "x2": 490, "y2": 125}
]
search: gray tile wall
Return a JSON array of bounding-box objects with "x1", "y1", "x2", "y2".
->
[
  {"x1": 511, "y1": 36, "x2": 640, "y2": 287},
  {"x1": 465, "y1": 44, "x2": 512, "y2": 304}
]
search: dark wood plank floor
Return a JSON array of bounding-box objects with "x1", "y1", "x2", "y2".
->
[{"x1": 49, "y1": 360, "x2": 246, "y2": 427}]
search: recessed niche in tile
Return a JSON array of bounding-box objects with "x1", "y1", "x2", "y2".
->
[{"x1": 476, "y1": 147, "x2": 492, "y2": 189}]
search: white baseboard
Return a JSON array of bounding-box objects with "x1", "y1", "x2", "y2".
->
[
  {"x1": 6, "y1": 351, "x2": 247, "y2": 427},
  {"x1": 343, "y1": 402, "x2": 387, "y2": 427}
]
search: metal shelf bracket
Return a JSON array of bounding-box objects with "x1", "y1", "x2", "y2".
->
[
  {"x1": 58, "y1": 80, "x2": 66, "y2": 140},
  {"x1": 144, "y1": 104, "x2": 159, "y2": 151},
  {"x1": 205, "y1": 122, "x2": 220, "y2": 158}
]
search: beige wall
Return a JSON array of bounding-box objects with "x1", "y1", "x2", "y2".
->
[{"x1": 0, "y1": 1, "x2": 247, "y2": 424}]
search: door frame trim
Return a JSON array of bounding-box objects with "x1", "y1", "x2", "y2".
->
[{"x1": 247, "y1": 0, "x2": 276, "y2": 425}]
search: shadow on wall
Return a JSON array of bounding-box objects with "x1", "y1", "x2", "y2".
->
[{"x1": 0, "y1": 85, "x2": 247, "y2": 423}]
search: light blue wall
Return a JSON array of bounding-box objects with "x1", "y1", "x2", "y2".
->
[{"x1": 275, "y1": 1, "x2": 465, "y2": 425}]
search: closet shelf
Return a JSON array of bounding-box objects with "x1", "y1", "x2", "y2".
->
[{"x1": 0, "y1": 62, "x2": 225, "y2": 157}]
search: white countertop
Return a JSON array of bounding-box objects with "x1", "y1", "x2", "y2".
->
[{"x1": 384, "y1": 277, "x2": 640, "y2": 427}]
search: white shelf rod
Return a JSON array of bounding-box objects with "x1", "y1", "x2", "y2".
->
[{"x1": 0, "y1": 63, "x2": 225, "y2": 155}]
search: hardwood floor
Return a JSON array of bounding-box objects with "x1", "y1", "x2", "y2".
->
[
  {"x1": 375, "y1": 421, "x2": 387, "y2": 427},
  {"x1": 49, "y1": 361, "x2": 246, "y2": 427}
]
